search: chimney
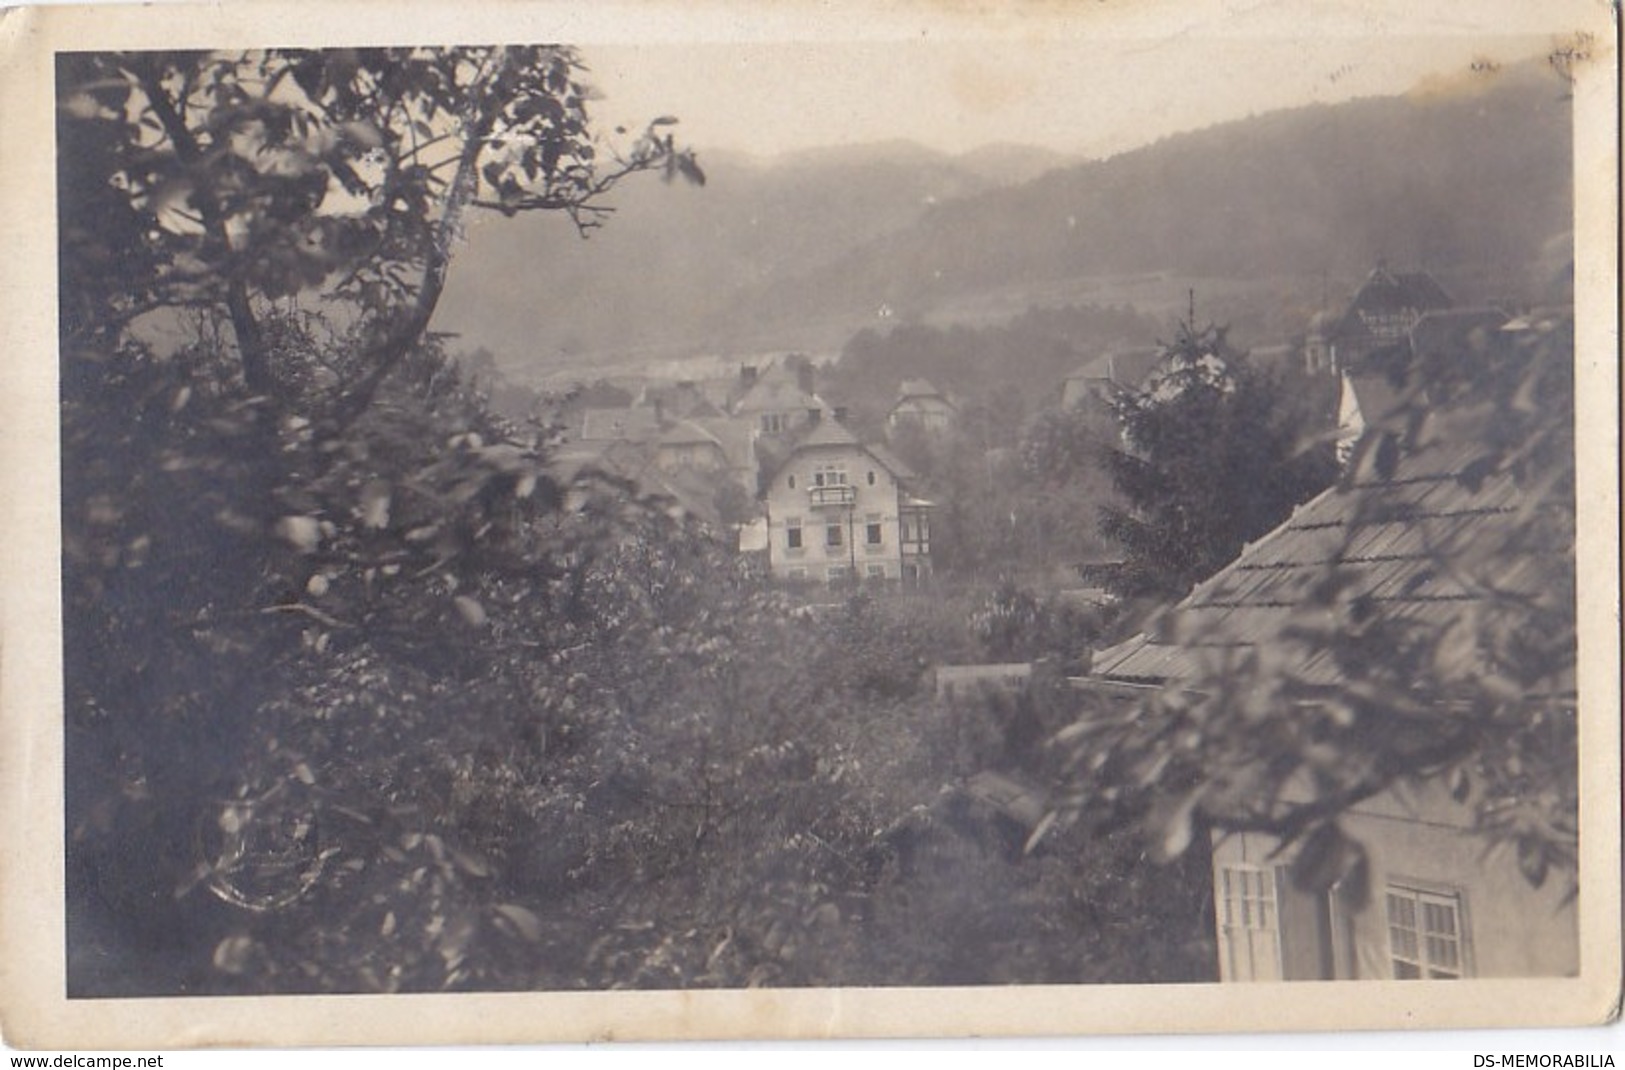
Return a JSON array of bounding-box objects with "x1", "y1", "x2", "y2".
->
[
  {"x1": 740, "y1": 365, "x2": 758, "y2": 386},
  {"x1": 808, "y1": 408, "x2": 822, "y2": 425}
]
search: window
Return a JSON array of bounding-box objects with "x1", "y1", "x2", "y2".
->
[
  {"x1": 902, "y1": 513, "x2": 931, "y2": 548},
  {"x1": 866, "y1": 517, "x2": 883, "y2": 546},
  {"x1": 1217, "y1": 864, "x2": 1283, "y2": 982},
  {"x1": 785, "y1": 517, "x2": 803, "y2": 551},
  {"x1": 827, "y1": 566, "x2": 849, "y2": 582},
  {"x1": 813, "y1": 465, "x2": 848, "y2": 487},
  {"x1": 866, "y1": 471, "x2": 876, "y2": 486},
  {"x1": 787, "y1": 475, "x2": 795, "y2": 489},
  {"x1": 761, "y1": 413, "x2": 783, "y2": 434},
  {"x1": 866, "y1": 565, "x2": 886, "y2": 579},
  {"x1": 826, "y1": 523, "x2": 843, "y2": 548},
  {"x1": 787, "y1": 567, "x2": 807, "y2": 581},
  {"x1": 1386, "y1": 885, "x2": 1467, "y2": 979}
]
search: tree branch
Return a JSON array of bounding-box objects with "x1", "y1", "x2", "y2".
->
[{"x1": 133, "y1": 60, "x2": 273, "y2": 394}]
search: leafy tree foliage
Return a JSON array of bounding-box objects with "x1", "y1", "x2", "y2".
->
[
  {"x1": 968, "y1": 581, "x2": 1105, "y2": 672},
  {"x1": 1095, "y1": 321, "x2": 1337, "y2": 600},
  {"x1": 57, "y1": 48, "x2": 699, "y2": 410},
  {"x1": 885, "y1": 406, "x2": 1118, "y2": 585},
  {"x1": 59, "y1": 46, "x2": 695, "y2": 993},
  {"x1": 1051, "y1": 315, "x2": 1578, "y2": 906}
]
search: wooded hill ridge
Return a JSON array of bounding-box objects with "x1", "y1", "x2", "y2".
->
[
  {"x1": 437, "y1": 141, "x2": 1076, "y2": 370},
  {"x1": 437, "y1": 60, "x2": 1571, "y2": 375}
]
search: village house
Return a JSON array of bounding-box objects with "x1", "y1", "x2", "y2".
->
[
  {"x1": 731, "y1": 362, "x2": 828, "y2": 438},
  {"x1": 1304, "y1": 264, "x2": 1454, "y2": 377},
  {"x1": 1333, "y1": 301, "x2": 1510, "y2": 460},
  {"x1": 761, "y1": 415, "x2": 933, "y2": 586},
  {"x1": 1076, "y1": 314, "x2": 1576, "y2": 982},
  {"x1": 1058, "y1": 347, "x2": 1163, "y2": 411},
  {"x1": 885, "y1": 378, "x2": 957, "y2": 436}
]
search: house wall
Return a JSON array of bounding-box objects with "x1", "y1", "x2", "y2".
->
[
  {"x1": 764, "y1": 443, "x2": 904, "y2": 583},
  {"x1": 1211, "y1": 782, "x2": 1578, "y2": 982},
  {"x1": 741, "y1": 406, "x2": 819, "y2": 438}
]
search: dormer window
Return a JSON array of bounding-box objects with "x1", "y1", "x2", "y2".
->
[{"x1": 788, "y1": 475, "x2": 796, "y2": 489}]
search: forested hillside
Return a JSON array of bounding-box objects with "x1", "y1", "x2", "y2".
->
[
  {"x1": 437, "y1": 60, "x2": 1570, "y2": 375},
  {"x1": 736, "y1": 62, "x2": 1571, "y2": 331},
  {"x1": 436, "y1": 141, "x2": 1072, "y2": 368}
]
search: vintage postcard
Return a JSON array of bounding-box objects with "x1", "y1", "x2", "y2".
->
[{"x1": 0, "y1": 0, "x2": 1618, "y2": 1049}]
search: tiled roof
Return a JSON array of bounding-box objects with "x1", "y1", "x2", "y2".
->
[
  {"x1": 794, "y1": 417, "x2": 863, "y2": 451},
  {"x1": 656, "y1": 419, "x2": 723, "y2": 449},
  {"x1": 1090, "y1": 433, "x2": 1559, "y2": 688},
  {"x1": 695, "y1": 417, "x2": 757, "y2": 471},
  {"x1": 548, "y1": 439, "x2": 646, "y2": 484},
  {"x1": 866, "y1": 442, "x2": 917, "y2": 482},
  {"x1": 732, "y1": 368, "x2": 823, "y2": 415},
  {"x1": 579, "y1": 406, "x2": 662, "y2": 443}
]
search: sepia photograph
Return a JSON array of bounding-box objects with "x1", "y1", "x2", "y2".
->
[{"x1": 1, "y1": 0, "x2": 1619, "y2": 1049}]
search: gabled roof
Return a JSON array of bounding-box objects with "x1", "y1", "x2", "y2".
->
[
  {"x1": 732, "y1": 366, "x2": 825, "y2": 415},
  {"x1": 1090, "y1": 432, "x2": 1557, "y2": 689},
  {"x1": 1349, "y1": 266, "x2": 1453, "y2": 316},
  {"x1": 762, "y1": 418, "x2": 918, "y2": 489},
  {"x1": 1330, "y1": 266, "x2": 1454, "y2": 349}
]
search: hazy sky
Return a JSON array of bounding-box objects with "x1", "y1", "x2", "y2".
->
[
  {"x1": 22, "y1": 0, "x2": 1577, "y2": 162},
  {"x1": 582, "y1": 25, "x2": 1561, "y2": 160}
]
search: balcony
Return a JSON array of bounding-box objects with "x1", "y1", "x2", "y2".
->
[{"x1": 809, "y1": 485, "x2": 856, "y2": 508}]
